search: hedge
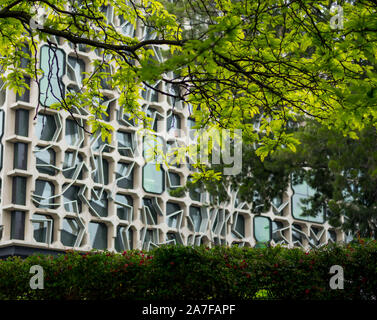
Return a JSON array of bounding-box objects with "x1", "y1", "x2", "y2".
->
[{"x1": 0, "y1": 240, "x2": 376, "y2": 300}]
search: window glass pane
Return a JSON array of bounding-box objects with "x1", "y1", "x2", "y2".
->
[
  {"x1": 16, "y1": 76, "x2": 30, "y2": 102},
  {"x1": 143, "y1": 135, "x2": 164, "y2": 162},
  {"x1": 35, "y1": 147, "x2": 56, "y2": 175},
  {"x1": 118, "y1": 109, "x2": 135, "y2": 127},
  {"x1": 116, "y1": 194, "x2": 133, "y2": 221},
  {"x1": 12, "y1": 176, "x2": 26, "y2": 205},
  {"x1": 63, "y1": 184, "x2": 82, "y2": 213},
  {"x1": 143, "y1": 198, "x2": 159, "y2": 225},
  {"x1": 142, "y1": 163, "x2": 164, "y2": 194},
  {"x1": 117, "y1": 131, "x2": 133, "y2": 156},
  {"x1": 11, "y1": 211, "x2": 25, "y2": 240},
  {"x1": 189, "y1": 186, "x2": 201, "y2": 202},
  {"x1": 93, "y1": 157, "x2": 109, "y2": 185},
  {"x1": 34, "y1": 179, "x2": 55, "y2": 208},
  {"x1": 89, "y1": 189, "x2": 108, "y2": 217},
  {"x1": 39, "y1": 46, "x2": 66, "y2": 106},
  {"x1": 146, "y1": 107, "x2": 161, "y2": 131},
  {"x1": 167, "y1": 83, "x2": 182, "y2": 107},
  {"x1": 0, "y1": 78, "x2": 6, "y2": 107},
  {"x1": 89, "y1": 222, "x2": 107, "y2": 250},
  {"x1": 116, "y1": 162, "x2": 133, "y2": 189},
  {"x1": 36, "y1": 114, "x2": 57, "y2": 141},
  {"x1": 91, "y1": 132, "x2": 111, "y2": 152},
  {"x1": 167, "y1": 113, "x2": 181, "y2": 131},
  {"x1": 168, "y1": 172, "x2": 180, "y2": 188},
  {"x1": 32, "y1": 214, "x2": 53, "y2": 244},
  {"x1": 292, "y1": 224, "x2": 303, "y2": 243},
  {"x1": 14, "y1": 143, "x2": 28, "y2": 170},
  {"x1": 235, "y1": 214, "x2": 245, "y2": 237},
  {"x1": 142, "y1": 228, "x2": 158, "y2": 250},
  {"x1": 272, "y1": 221, "x2": 284, "y2": 242},
  {"x1": 166, "y1": 232, "x2": 182, "y2": 244},
  {"x1": 189, "y1": 206, "x2": 202, "y2": 232},
  {"x1": 100, "y1": 65, "x2": 111, "y2": 89},
  {"x1": 67, "y1": 56, "x2": 85, "y2": 86},
  {"x1": 115, "y1": 226, "x2": 133, "y2": 251},
  {"x1": 254, "y1": 216, "x2": 271, "y2": 243},
  {"x1": 120, "y1": 21, "x2": 135, "y2": 37},
  {"x1": 65, "y1": 119, "x2": 82, "y2": 146},
  {"x1": 61, "y1": 218, "x2": 80, "y2": 247},
  {"x1": 166, "y1": 202, "x2": 180, "y2": 228},
  {"x1": 291, "y1": 178, "x2": 325, "y2": 223},
  {"x1": 292, "y1": 193, "x2": 324, "y2": 223},
  {"x1": 20, "y1": 45, "x2": 31, "y2": 69},
  {"x1": 15, "y1": 109, "x2": 29, "y2": 137},
  {"x1": 63, "y1": 152, "x2": 83, "y2": 179},
  {"x1": 272, "y1": 196, "x2": 283, "y2": 209},
  {"x1": 0, "y1": 110, "x2": 4, "y2": 138}
]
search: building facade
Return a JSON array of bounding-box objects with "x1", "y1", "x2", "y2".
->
[{"x1": 0, "y1": 15, "x2": 345, "y2": 258}]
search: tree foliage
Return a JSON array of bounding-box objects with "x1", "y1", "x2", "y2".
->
[
  {"x1": 199, "y1": 119, "x2": 377, "y2": 237},
  {"x1": 1, "y1": 243, "x2": 377, "y2": 300},
  {"x1": 1, "y1": 0, "x2": 377, "y2": 156}
]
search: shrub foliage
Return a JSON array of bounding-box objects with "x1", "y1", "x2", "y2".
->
[{"x1": 0, "y1": 241, "x2": 376, "y2": 300}]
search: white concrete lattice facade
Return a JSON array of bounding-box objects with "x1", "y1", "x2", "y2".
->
[{"x1": 0, "y1": 14, "x2": 345, "y2": 255}]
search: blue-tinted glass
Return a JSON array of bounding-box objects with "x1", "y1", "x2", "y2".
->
[
  {"x1": 89, "y1": 222, "x2": 107, "y2": 250},
  {"x1": 254, "y1": 216, "x2": 271, "y2": 243},
  {"x1": 61, "y1": 218, "x2": 80, "y2": 247},
  {"x1": 36, "y1": 114, "x2": 57, "y2": 141},
  {"x1": 39, "y1": 46, "x2": 66, "y2": 106}
]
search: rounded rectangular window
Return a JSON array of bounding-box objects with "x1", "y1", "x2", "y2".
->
[
  {"x1": 292, "y1": 224, "x2": 304, "y2": 244},
  {"x1": 16, "y1": 76, "x2": 30, "y2": 102},
  {"x1": 92, "y1": 157, "x2": 109, "y2": 185},
  {"x1": 89, "y1": 222, "x2": 107, "y2": 250},
  {"x1": 291, "y1": 180, "x2": 325, "y2": 223},
  {"x1": 36, "y1": 114, "x2": 58, "y2": 141},
  {"x1": 115, "y1": 226, "x2": 133, "y2": 251},
  {"x1": 63, "y1": 184, "x2": 82, "y2": 213},
  {"x1": 14, "y1": 143, "x2": 28, "y2": 170},
  {"x1": 143, "y1": 198, "x2": 160, "y2": 225},
  {"x1": 11, "y1": 211, "x2": 25, "y2": 240},
  {"x1": 67, "y1": 56, "x2": 85, "y2": 86},
  {"x1": 61, "y1": 218, "x2": 81, "y2": 247},
  {"x1": 272, "y1": 221, "x2": 285, "y2": 243},
  {"x1": 189, "y1": 206, "x2": 202, "y2": 232},
  {"x1": 39, "y1": 46, "x2": 66, "y2": 107},
  {"x1": 34, "y1": 179, "x2": 55, "y2": 209},
  {"x1": 15, "y1": 109, "x2": 29, "y2": 137},
  {"x1": 115, "y1": 194, "x2": 133, "y2": 221},
  {"x1": 89, "y1": 189, "x2": 109, "y2": 217},
  {"x1": 142, "y1": 163, "x2": 164, "y2": 194},
  {"x1": 232, "y1": 213, "x2": 245, "y2": 238},
  {"x1": 35, "y1": 147, "x2": 56, "y2": 175},
  {"x1": 65, "y1": 119, "x2": 83, "y2": 146},
  {"x1": 254, "y1": 216, "x2": 271, "y2": 244},
  {"x1": 12, "y1": 176, "x2": 27, "y2": 205},
  {"x1": 32, "y1": 214, "x2": 54, "y2": 244},
  {"x1": 166, "y1": 202, "x2": 181, "y2": 229},
  {"x1": 116, "y1": 162, "x2": 134, "y2": 189},
  {"x1": 63, "y1": 152, "x2": 84, "y2": 179},
  {"x1": 167, "y1": 112, "x2": 181, "y2": 137},
  {"x1": 117, "y1": 131, "x2": 134, "y2": 157}
]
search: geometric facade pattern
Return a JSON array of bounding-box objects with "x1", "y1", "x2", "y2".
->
[{"x1": 0, "y1": 19, "x2": 345, "y2": 255}]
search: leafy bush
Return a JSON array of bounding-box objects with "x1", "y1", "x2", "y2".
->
[{"x1": 0, "y1": 241, "x2": 376, "y2": 300}]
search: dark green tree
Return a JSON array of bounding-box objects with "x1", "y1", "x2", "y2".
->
[{"x1": 196, "y1": 120, "x2": 377, "y2": 238}]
